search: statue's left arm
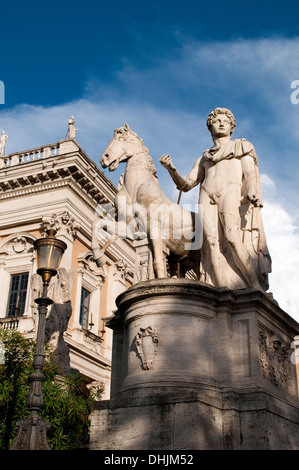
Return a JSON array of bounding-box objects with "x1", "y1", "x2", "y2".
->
[{"x1": 240, "y1": 141, "x2": 261, "y2": 207}]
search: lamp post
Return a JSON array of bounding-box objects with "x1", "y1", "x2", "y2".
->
[{"x1": 10, "y1": 229, "x2": 67, "y2": 450}]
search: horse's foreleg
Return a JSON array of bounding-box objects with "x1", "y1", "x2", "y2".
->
[
  {"x1": 91, "y1": 218, "x2": 118, "y2": 267},
  {"x1": 91, "y1": 219, "x2": 104, "y2": 265},
  {"x1": 96, "y1": 235, "x2": 118, "y2": 266},
  {"x1": 151, "y1": 239, "x2": 167, "y2": 278}
]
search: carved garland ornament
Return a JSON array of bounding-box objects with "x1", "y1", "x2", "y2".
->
[
  {"x1": 135, "y1": 326, "x2": 159, "y2": 370},
  {"x1": 12, "y1": 236, "x2": 27, "y2": 253}
]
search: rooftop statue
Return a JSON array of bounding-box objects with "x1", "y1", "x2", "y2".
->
[
  {"x1": 67, "y1": 116, "x2": 78, "y2": 139},
  {"x1": 0, "y1": 130, "x2": 8, "y2": 155},
  {"x1": 160, "y1": 107, "x2": 271, "y2": 291}
]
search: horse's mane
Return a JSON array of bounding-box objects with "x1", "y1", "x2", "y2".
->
[
  {"x1": 116, "y1": 124, "x2": 158, "y2": 178},
  {"x1": 147, "y1": 155, "x2": 158, "y2": 178}
]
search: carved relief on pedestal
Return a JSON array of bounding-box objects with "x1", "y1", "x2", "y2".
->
[
  {"x1": 259, "y1": 328, "x2": 292, "y2": 390},
  {"x1": 135, "y1": 326, "x2": 159, "y2": 370}
]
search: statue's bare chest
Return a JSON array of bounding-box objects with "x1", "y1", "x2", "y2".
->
[{"x1": 201, "y1": 158, "x2": 243, "y2": 194}]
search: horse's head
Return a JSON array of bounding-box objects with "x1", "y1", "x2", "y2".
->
[{"x1": 100, "y1": 122, "x2": 145, "y2": 171}]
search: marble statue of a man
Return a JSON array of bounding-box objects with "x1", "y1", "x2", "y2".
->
[
  {"x1": 0, "y1": 130, "x2": 8, "y2": 155},
  {"x1": 68, "y1": 116, "x2": 78, "y2": 139},
  {"x1": 160, "y1": 107, "x2": 271, "y2": 291}
]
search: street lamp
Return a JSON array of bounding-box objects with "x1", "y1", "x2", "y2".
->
[{"x1": 10, "y1": 229, "x2": 67, "y2": 450}]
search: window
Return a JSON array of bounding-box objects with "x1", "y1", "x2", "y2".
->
[
  {"x1": 7, "y1": 273, "x2": 29, "y2": 317},
  {"x1": 79, "y1": 287, "x2": 90, "y2": 329}
]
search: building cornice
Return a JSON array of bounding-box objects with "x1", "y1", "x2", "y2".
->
[{"x1": 0, "y1": 139, "x2": 117, "y2": 207}]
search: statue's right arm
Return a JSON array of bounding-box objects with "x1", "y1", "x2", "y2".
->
[{"x1": 159, "y1": 154, "x2": 202, "y2": 192}]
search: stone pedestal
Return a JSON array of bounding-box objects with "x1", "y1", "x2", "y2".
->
[{"x1": 89, "y1": 279, "x2": 299, "y2": 450}]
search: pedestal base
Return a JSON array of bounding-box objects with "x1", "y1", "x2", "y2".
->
[
  {"x1": 10, "y1": 412, "x2": 50, "y2": 450},
  {"x1": 90, "y1": 279, "x2": 299, "y2": 450}
]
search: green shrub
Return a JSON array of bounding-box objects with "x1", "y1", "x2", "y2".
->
[{"x1": 0, "y1": 328, "x2": 103, "y2": 450}]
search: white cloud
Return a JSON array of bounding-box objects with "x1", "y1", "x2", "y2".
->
[
  {"x1": 261, "y1": 177, "x2": 299, "y2": 321},
  {"x1": 0, "y1": 99, "x2": 207, "y2": 190}
]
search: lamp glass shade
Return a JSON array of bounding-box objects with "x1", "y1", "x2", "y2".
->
[
  {"x1": 36, "y1": 243, "x2": 64, "y2": 273},
  {"x1": 34, "y1": 235, "x2": 67, "y2": 284}
]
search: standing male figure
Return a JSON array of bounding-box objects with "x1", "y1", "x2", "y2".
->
[
  {"x1": 160, "y1": 107, "x2": 271, "y2": 291},
  {"x1": 68, "y1": 116, "x2": 78, "y2": 139},
  {"x1": 0, "y1": 130, "x2": 8, "y2": 155}
]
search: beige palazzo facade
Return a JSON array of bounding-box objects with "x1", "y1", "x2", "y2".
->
[{"x1": 0, "y1": 134, "x2": 135, "y2": 399}]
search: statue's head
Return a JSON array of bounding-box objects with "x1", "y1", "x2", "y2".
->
[{"x1": 206, "y1": 108, "x2": 236, "y2": 135}]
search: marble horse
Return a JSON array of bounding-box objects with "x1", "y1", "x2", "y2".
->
[{"x1": 91, "y1": 123, "x2": 201, "y2": 278}]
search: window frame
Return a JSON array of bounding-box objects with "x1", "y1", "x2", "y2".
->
[
  {"x1": 79, "y1": 286, "x2": 91, "y2": 330},
  {"x1": 6, "y1": 272, "x2": 29, "y2": 318}
]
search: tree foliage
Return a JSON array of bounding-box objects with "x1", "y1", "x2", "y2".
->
[{"x1": 0, "y1": 328, "x2": 103, "y2": 450}]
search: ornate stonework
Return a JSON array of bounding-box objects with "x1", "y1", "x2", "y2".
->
[
  {"x1": 259, "y1": 329, "x2": 292, "y2": 390},
  {"x1": 135, "y1": 326, "x2": 159, "y2": 370},
  {"x1": 114, "y1": 260, "x2": 133, "y2": 283},
  {"x1": 12, "y1": 236, "x2": 28, "y2": 253},
  {"x1": 78, "y1": 252, "x2": 107, "y2": 285},
  {"x1": 42, "y1": 211, "x2": 80, "y2": 240}
]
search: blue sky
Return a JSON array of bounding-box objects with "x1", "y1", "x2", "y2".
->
[
  {"x1": 1, "y1": 0, "x2": 299, "y2": 318},
  {"x1": 2, "y1": 0, "x2": 299, "y2": 107}
]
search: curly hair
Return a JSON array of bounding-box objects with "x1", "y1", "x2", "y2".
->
[{"x1": 206, "y1": 108, "x2": 236, "y2": 134}]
